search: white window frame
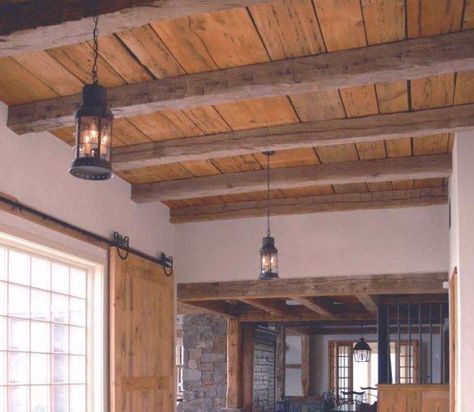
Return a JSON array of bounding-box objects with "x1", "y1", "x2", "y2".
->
[
  {"x1": 176, "y1": 344, "x2": 184, "y2": 396},
  {"x1": 0, "y1": 231, "x2": 105, "y2": 412}
]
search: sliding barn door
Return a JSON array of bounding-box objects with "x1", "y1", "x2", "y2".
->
[{"x1": 110, "y1": 248, "x2": 175, "y2": 411}]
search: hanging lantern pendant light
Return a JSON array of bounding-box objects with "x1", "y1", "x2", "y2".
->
[
  {"x1": 70, "y1": 14, "x2": 114, "y2": 181},
  {"x1": 353, "y1": 324, "x2": 372, "y2": 362},
  {"x1": 259, "y1": 151, "x2": 279, "y2": 280}
]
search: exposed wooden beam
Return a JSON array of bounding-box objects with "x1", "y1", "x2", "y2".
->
[
  {"x1": 240, "y1": 298, "x2": 286, "y2": 317},
  {"x1": 178, "y1": 272, "x2": 449, "y2": 302},
  {"x1": 356, "y1": 294, "x2": 378, "y2": 315},
  {"x1": 113, "y1": 104, "x2": 474, "y2": 171},
  {"x1": 0, "y1": 0, "x2": 269, "y2": 57},
  {"x1": 133, "y1": 154, "x2": 451, "y2": 203},
  {"x1": 238, "y1": 307, "x2": 373, "y2": 323},
  {"x1": 290, "y1": 297, "x2": 334, "y2": 317},
  {"x1": 9, "y1": 30, "x2": 474, "y2": 134},
  {"x1": 286, "y1": 327, "x2": 311, "y2": 336},
  {"x1": 178, "y1": 301, "x2": 237, "y2": 319},
  {"x1": 310, "y1": 325, "x2": 442, "y2": 335},
  {"x1": 170, "y1": 186, "x2": 448, "y2": 223},
  {"x1": 378, "y1": 294, "x2": 449, "y2": 305}
]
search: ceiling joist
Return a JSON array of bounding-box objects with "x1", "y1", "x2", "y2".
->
[
  {"x1": 240, "y1": 299, "x2": 286, "y2": 317},
  {"x1": 356, "y1": 294, "x2": 378, "y2": 315},
  {"x1": 0, "y1": 0, "x2": 270, "y2": 57},
  {"x1": 169, "y1": 187, "x2": 448, "y2": 223},
  {"x1": 132, "y1": 154, "x2": 451, "y2": 202},
  {"x1": 289, "y1": 297, "x2": 334, "y2": 317},
  {"x1": 8, "y1": 30, "x2": 474, "y2": 134},
  {"x1": 112, "y1": 103, "x2": 474, "y2": 171}
]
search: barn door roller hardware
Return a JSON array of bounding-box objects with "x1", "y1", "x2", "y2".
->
[
  {"x1": 0, "y1": 193, "x2": 174, "y2": 275},
  {"x1": 112, "y1": 231, "x2": 173, "y2": 276}
]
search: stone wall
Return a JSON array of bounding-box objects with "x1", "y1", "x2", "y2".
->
[
  {"x1": 179, "y1": 314, "x2": 227, "y2": 412},
  {"x1": 253, "y1": 335, "x2": 276, "y2": 411}
]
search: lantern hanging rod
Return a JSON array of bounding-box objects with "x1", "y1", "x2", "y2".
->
[{"x1": 0, "y1": 193, "x2": 173, "y2": 273}]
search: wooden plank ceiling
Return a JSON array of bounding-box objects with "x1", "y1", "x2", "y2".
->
[{"x1": 1, "y1": 0, "x2": 471, "y2": 221}]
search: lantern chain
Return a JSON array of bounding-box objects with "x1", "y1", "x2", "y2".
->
[
  {"x1": 266, "y1": 152, "x2": 271, "y2": 237},
  {"x1": 91, "y1": 14, "x2": 99, "y2": 84}
]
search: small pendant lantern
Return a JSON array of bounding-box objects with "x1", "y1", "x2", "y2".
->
[
  {"x1": 259, "y1": 151, "x2": 279, "y2": 280},
  {"x1": 353, "y1": 324, "x2": 372, "y2": 363},
  {"x1": 70, "y1": 14, "x2": 114, "y2": 181}
]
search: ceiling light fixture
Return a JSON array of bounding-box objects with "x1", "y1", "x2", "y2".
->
[
  {"x1": 353, "y1": 324, "x2": 372, "y2": 363},
  {"x1": 259, "y1": 151, "x2": 279, "y2": 280},
  {"x1": 70, "y1": 12, "x2": 114, "y2": 181}
]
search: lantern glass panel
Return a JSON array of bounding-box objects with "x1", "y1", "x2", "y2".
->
[
  {"x1": 76, "y1": 116, "x2": 100, "y2": 158},
  {"x1": 353, "y1": 339, "x2": 372, "y2": 363},
  {"x1": 261, "y1": 251, "x2": 278, "y2": 275},
  {"x1": 99, "y1": 115, "x2": 112, "y2": 161}
]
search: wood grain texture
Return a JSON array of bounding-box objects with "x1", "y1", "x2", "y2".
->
[
  {"x1": 0, "y1": 0, "x2": 271, "y2": 56},
  {"x1": 290, "y1": 296, "x2": 334, "y2": 317},
  {"x1": 241, "y1": 298, "x2": 286, "y2": 316},
  {"x1": 301, "y1": 335, "x2": 310, "y2": 397},
  {"x1": 178, "y1": 272, "x2": 448, "y2": 302},
  {"x1": 109, "y1": 248, "x2": 174, "y2": 412},
  {"x1": 111, "y1": 104, "x2": 469, "y2": 171},
  {"x1": 226, "y1": 319, "x2": 242, "y2": 408},
  {"x1": 238, "y1": 307, "x2": 372, "y2": 322},
  {"x1": 131, "y1": 154, "x2": 451, "y2": 202},
  {"x1": 356, "y1": 294, "x2": 378, "y2": 315},
  {"x1": 9, "y1": 30, "x2": 474, "y2": 134},
  {"x1": 378, "y1": 384, "x2": 449, "y2": 412},
  {"x1": 169, "y1": 186, "x2": 448, "y2": 223}
]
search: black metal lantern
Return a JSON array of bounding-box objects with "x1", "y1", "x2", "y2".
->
[
  {"x1": 259, "y1": 151, "x2": 279, "y2": 280},
  {"x1": 70, "y1": 15, "x2": 114, "y2": 181},
  {"x1": 353, "y1": 325, "x2": 372, "y2": 362}
]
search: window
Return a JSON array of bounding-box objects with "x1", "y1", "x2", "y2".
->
[
  {"x1": 330, "y1": 340, "x2": 419, "y2": 401},
  {"x1": 285, "y1": 335, "x2": 303, "y2": 396},
  {"x1": 329, "y1": 342, "x2": 353, "y2": 401},
  {"x1": 0, "y1": 233, "x2": 104, "y2": 412},
  {"x1": 176, "y1": 344, "x2": 184, "y2": 396},
  {"x1": 398, "y1": 341, "x2": 419, "y2": 384}
]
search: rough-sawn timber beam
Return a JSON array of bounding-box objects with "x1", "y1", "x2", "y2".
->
[
  {"x1": 290, "y1": 296, "x2": 335, "y2": 317},
  {"x1": 177, "y1": 272, "x2": 449, "y2": 302},
  {"x1": 356, "y1": 294, "x2": 378, "y2": 315},
  {"x1": 0, "y1": 0, "x2": 270, "y2": 57},
  {"x1": 132, "y1": 154, "x2": 451, "y2": 202},
  {"x1": 240, "y1": 298, "x2": 286, "y2": 316},
  {"x1": 8, "y1": 30, "x2": 474, "y2": 134},
  {"x1": 169, "y1": 187, "x2": 448, "y2": 223},
  {"x1": 112, "y1": 103, "x2": 474, "y2": 171},
  {"x1": 238, "y1": 308, "x2": 373, "y2": 323}
]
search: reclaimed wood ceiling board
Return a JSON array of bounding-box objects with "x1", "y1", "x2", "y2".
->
[{"x1": 0, "y1": 0, "x2": 464, "y2": 211}]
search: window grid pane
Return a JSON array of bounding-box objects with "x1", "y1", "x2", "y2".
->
[{"x1": 0, "y1": 245, "x2": 90, "y2": 412}]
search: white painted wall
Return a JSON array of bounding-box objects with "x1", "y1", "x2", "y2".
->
[
  {"x1": 175, "y1": 206, "x2": 449, "y2": 282},
  {"x1": 0, "y1": 103, "x2": 174, "y2": 258},
  {"x1": 449, "y1": 132, "x2": 474, "y2": 411}
]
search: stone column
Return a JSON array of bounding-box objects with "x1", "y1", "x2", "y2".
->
[{"x1": 181, "y1": 314, "x2": 228, "y2": 412}]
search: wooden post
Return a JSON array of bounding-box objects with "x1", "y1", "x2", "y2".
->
[
  {"x1": 275, "y1": 326, "x2": 286, "y2": 402},
  {"x1": 226, "y1": 319, "x2": 242, "y2": 409},
  {"x1": 378, "y1": 302, "x2": 390, "y2": 384},
  {"x1": 242, "y1": 326, "x2": 255, "y2": 411},
  {"x1": 302, "y1": 335, "x2": 311, "y2": 397}
]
